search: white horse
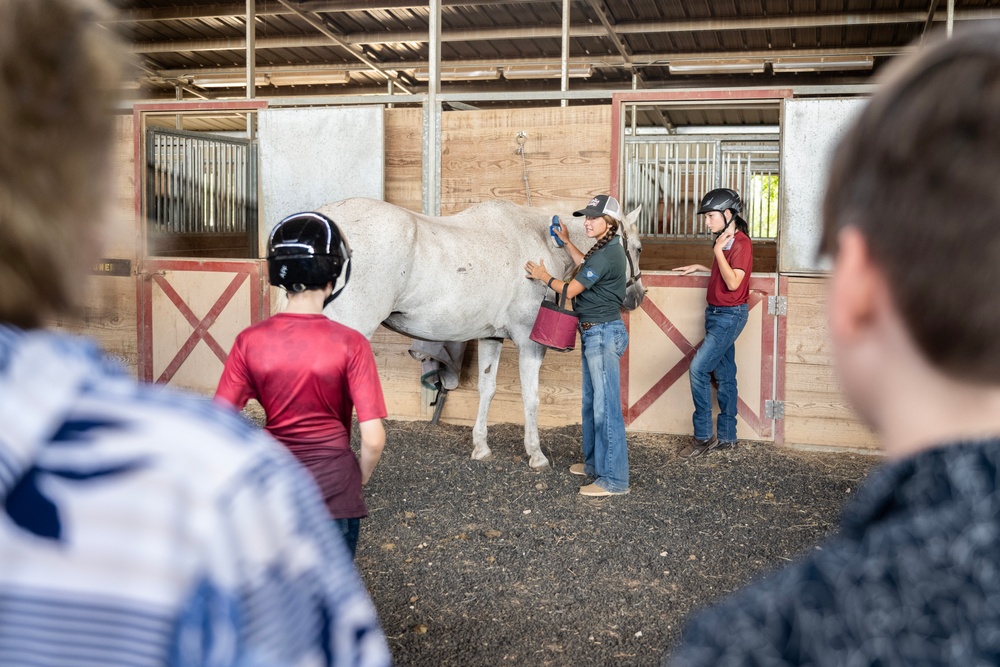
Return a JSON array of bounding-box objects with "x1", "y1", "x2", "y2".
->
[{"x1": 315, "y1": 197, "x2": 645, "y2": 470}]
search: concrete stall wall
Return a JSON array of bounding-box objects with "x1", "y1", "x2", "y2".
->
[{"x1": 258, "y1": 106, "x2": 385, "y2": 250}]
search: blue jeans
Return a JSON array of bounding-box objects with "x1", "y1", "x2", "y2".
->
[
  {"x1": 690, "y1": 304, "x2": 749, "y2": 443},
  {"x1": 580, "y1": 320, "x2": 630, "y2": 492},
  {"x1": 333, "y1": 517, "x2": 361, "y2": 559}
]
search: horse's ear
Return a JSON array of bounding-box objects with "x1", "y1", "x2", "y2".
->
[{"x1": 624, "y1": 206, "x2": 642, "y2": 229}]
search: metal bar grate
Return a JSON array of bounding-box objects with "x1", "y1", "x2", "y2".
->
[
  {"x1": 145, "y1": 128, "x2": 257, "y2": 256},
  {"x1": 623, "y1": 137, "x2": 779, "y2": 240}
]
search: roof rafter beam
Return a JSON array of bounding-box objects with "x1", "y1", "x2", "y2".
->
[
  {"x1": 582, "y1": 0, "x2": 673, "y2": 129},
  {"x1": 129, "y1": 9, "x2": 1000, "y2": 53},
  {"x1": 110, "y1": 0, "x2": 570, "y2": 23},
  {"x1": 272, "y1": 0, "x2": 412, "y2": 93},
  {"x1": 151, "y1": 46, "x2": 913, "y2": 80},
  {"x1": 921, "y1": 0, "x2": 941, "y2": 36},
  {"x1": 585, "y1": 0, "x2": 632, "y2": 67}
]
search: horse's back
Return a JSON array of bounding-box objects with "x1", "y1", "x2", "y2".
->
[{"x1": 314, "y1": 197, "x2": 577, "y2": 341}]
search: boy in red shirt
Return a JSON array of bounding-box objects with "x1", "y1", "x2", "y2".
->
[{"x1": 216, "y1": 212, "x2": 387, "y2": 558}]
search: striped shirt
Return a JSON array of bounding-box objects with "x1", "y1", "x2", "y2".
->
[{"x1": 0, "y1": 326, "x2": 391, "y2": 667}]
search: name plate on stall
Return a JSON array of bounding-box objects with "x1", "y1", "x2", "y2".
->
[{"x1": 90, "y1": 258, "x2": 132, "y2": 277}]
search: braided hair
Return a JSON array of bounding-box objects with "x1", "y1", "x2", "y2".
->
[{"x1": 570, "y1": 215, "x2": 619, "y2": 280}]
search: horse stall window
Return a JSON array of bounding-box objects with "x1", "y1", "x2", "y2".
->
[
  {"x1": 620, "y1": 101, "x2": 781, "y2": 272},
  {"x1": 145, "y1": 128, "x2": 258, "y2": 258}
]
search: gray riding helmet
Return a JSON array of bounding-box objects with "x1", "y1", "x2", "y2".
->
[{"x1": 697, "y1": 188, "x2": 742, "y2": 216}]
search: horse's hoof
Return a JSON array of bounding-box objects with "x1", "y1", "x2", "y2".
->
[
  {"x1": 470, "y1": 448, "x2": 493, "y2": 462},
  {"x1": 529, "y1": 458, "x2": 551, "y2": 471}
]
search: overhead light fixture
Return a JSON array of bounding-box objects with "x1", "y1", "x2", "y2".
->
[
  {"x1": 668, "y1": 59, "x2": 766, "y2": 75},
  {"x1": 771, "y1": 55, "x2": 874, "y2": 73},
  {"x1": 189, "y1": 69, "x2": 351, "y2": 88},
  {"x1": 412, "y1": 66, "x2": 500, "y2": 81},
  {"x1": 190, "y1": 73, "x2": 268, "y2": 88},
  {"x1": 266, "y1": 70, "x2": 351, "y2": 85},
  {"x1": 501, "y1": 64, "x2": 592, "y2": 80}
]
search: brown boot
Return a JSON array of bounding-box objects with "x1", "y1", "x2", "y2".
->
[{"x1": 678, "y1": 436, "x2": 716, "y2": 459}]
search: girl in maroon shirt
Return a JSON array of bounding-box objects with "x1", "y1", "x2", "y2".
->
[{"x1": 674, "y1": 188, "x2": 753, "y2": 458}]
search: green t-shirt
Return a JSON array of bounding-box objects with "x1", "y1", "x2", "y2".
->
[{"x1": 573, "y1": 235, "x2": 627, "y2": 323}]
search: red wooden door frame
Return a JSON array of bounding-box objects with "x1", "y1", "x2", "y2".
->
[
  {"x1": 610, "y1": 89, "x2": 792, "y2": 443},
  {"x1": 132, "y1": 100, "x2": 270, "y2": 385}
]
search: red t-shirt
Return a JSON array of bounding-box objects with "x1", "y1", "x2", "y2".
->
[
  {"x1": 707, "y1": 231, "x2": 753, "y2": 307},
  {"x1": 215, "y1": 313, "x2": 387, "y2": 519}
]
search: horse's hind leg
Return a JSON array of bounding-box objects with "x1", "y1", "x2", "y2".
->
[
  {"x1": 518, "y1": 341, "x2": 551, "y2": 470},
  {"x1": 471, "y1": 338, "x2": 503, "y2": 461}
]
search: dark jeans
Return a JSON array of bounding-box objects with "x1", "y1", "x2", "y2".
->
[
  {"x1": 690, "y1": 303, "x2": 749, "y2": 443},
  {"x1": 333, "y1": 517, "x2": 361, "y2": 559}
]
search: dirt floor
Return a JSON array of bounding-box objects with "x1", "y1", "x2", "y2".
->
[{"x1": 346, "y1": 419, "x2": 880, "y2": 667}]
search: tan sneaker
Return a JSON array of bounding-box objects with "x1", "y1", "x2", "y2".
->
[
  {"x1": 569, "y1": 463, "x2": 587, "y2": 476},
  {"x1": 579, "y1": 483, "x2": 629, "y2": 497}
]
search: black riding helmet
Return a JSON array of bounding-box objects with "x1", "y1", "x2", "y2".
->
[
  {"x1": 697, "y1": 188, "x2": 742, "y2": 216},
  {"x1": 267, "y1": 211, "x2": 351, "y2": 305}
]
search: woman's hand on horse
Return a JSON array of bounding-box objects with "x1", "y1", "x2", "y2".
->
[{"x1": 524, "y1": 259, "x2": 549, "y2": 282}]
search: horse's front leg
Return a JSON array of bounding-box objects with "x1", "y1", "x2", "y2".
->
[
  {"x1": 517, "y1": 340, "x2": 550, "y2": 470},
  {"x1": 471, "y1": 338, "x2": 503, "y2": 461}
]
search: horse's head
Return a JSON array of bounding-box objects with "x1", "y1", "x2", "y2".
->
[{"x1": 620, "y1": 207, "x2": 645, "y2": 310}]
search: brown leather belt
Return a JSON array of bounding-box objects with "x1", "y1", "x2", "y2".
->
[{"x1": 580, "y1": 321, "x2": 598, "y2": 331}]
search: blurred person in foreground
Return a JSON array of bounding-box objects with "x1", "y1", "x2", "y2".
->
[
  {"x1": 667, "y1": 26, "x2": 1000, "y2": 666},
  {"x1": 0, "y1": 1, "x2": 390, "y2": 665}
]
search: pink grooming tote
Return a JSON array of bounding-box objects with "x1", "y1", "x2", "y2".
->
[{"x1": 529, "y1": 283, "x2": 580, "y2": 352}]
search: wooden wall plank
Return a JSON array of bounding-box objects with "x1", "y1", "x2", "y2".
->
[
  {"x1": 642, "y1": 240, "x2": 778, "y2": 273},
  {"x1": 440, "y1": 105, "x2": 611, "y2": 214},
  {"x1": 371, "y1": 327, "x2": 426, "y2": 419},
  {"x1": 784, "y1": 414, "x2": 878, "y2": 449},
  {"x1": 375, "y1": 333, "x2": 583, "y2": 429},
  {"x1": 384, "y1": 108, "x2": 423, "y2": 213},
  {"x1": 783, "y1": 276, "x2": 878, "y2": 451}
]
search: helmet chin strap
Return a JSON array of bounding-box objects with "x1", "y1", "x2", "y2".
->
[
  {"x1": 323, "y1": 255, "x2": 351, "y2": 308},
  {"x1": 711, "y1": 210, "x2": 732, "y2": 241}
]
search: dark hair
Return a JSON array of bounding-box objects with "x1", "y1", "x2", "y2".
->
[
  {"x1": 732, "y1": 214, "x2": 749, "y2": 238},
  {"x1": 821, "y1": 26, "x2": 1000, "y2": 382}
]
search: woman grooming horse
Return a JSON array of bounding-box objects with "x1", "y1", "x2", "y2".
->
[{"x1": 524, "y1": 194, "x2": 631, "y2": 497}]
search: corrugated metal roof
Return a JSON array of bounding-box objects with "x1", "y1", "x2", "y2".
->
[{"x1": 112, "y1": 0, "x2": 1000, "y2": 114}]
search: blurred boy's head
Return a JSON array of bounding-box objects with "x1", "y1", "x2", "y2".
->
[
  {"x1": 0, "y1": 0, "x2": 121, "y2": 328},
  {"x1": 821, "y1": 27, "x2": 1000, "y2": 416}
]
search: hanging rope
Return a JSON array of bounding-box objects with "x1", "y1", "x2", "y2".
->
[{"x1": 515, "y1": 131, "x2": 532, "y2": 206}]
